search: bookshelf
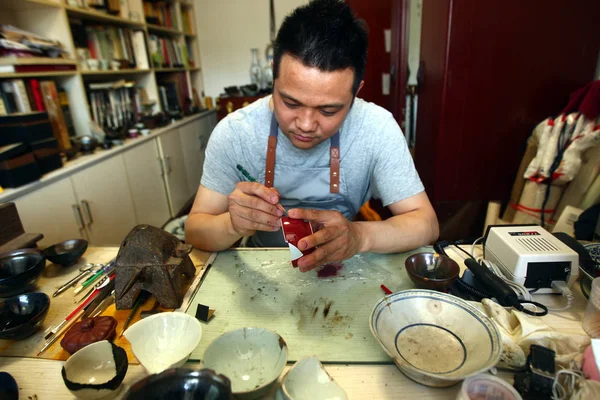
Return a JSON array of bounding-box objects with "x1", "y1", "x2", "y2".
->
[{"x1": 0, "y1": 0, "x2": 205, "y2": 137}]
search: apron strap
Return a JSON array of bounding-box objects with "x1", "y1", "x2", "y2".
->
[
  {"x1": 266, "y1": 114, "x2": 340, "y2": 193},
  {"x1": 265, "y1": 115, "x2": 279, "y2": 188},
  {"x1": 330, "y1": 132, "x2": 340, "y2": 193}
]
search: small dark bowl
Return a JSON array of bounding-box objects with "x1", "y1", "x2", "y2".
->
[
  {"x1": 124, "y1": 368, "x2": 232, "y2": 400},
  {"x1": 43, "y1": 239, "x2": 88, "y2": 267},
  {"x1": 0, "y1": 249, "x2": 46, "y2": 297},
  {"x1": 0, "y1": 292, "x2": 50, "y2": 340},
  {"x1": 0, "y1": 372, "x2": 18, "y2": 400},
  {"x1": 405, "y1": 252, "x2": 460, "y2": 291}
]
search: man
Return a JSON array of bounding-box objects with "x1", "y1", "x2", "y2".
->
[{"x1": 185, "y1": 0, "x2": 438, "y2": 272}]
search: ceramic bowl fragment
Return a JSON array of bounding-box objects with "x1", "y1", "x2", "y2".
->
[
  {"x1": 124, "y1": 311, "x2": 202, "y2": 374},
  {"x1": 280, "y1": 356, "x2": 347, "y2": 400},
  {"x1": 201, "y1": 327, "x2": 288, "y2": 400},
  {"x1": 61, "y1": 340, "x2": 128, "y2": 400},
  {"x1": 369, "y1": 289, "x2": 502, "y2": 387}
]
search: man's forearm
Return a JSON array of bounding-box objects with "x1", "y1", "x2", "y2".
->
[
  {"x1": 355, "y1": 209, "x2": 439, "y2": 254},
  {"x1": 185, "y1": 212, "x2": 243, "y2": 251}
]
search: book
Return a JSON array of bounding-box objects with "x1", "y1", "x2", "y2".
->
[
  {"x1": 39, "y1": 81, "x2": 71, "y2": 150},
  {"x1": 30, "y1": 79, "x2": 46, "y2": 112},
  {"x1": 6, "y1": 80, "x2": 31, "y2": 113},
  {"x1": 0, "y1": 96, "x2": 6, "y2": 116},
  {"x1": 131, "y1": 30, "x2": 149, "y2": 69},
  {"x1": 0, "y1": 82, "x2": 18, "y2": 114}
]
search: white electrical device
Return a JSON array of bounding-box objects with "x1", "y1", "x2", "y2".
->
[{"x1": 484, "y1": 225, "x2": 579, "y2": 294}]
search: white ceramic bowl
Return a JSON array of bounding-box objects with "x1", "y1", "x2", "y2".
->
[
  {"x1": 278, "y1": 356, "x2": 347, "y2": 400},
  {"x1": 201, "y1": 327, "x2": 288, "y2": 400},
  {"x1": 124, "y1": 311, "x2": 202, "y2": 374},
  {"x1": 370, "y1": 290, "x2": 502, "y2": 387},
  {"x1": 61, "y1": 340, "x2": 128, "y2": 400}
]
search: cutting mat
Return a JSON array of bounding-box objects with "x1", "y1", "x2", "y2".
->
[{"x1": 186, "y1": 247, "x2": 430, "y2": 363}]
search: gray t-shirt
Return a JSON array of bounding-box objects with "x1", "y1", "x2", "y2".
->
[{"x1": 201, "y1": 96, "x2": 424, "y2": 219}]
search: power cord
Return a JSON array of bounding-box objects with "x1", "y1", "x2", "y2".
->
[{"x1": 547, "y1": 281, "x2": 574, "y2": 311}]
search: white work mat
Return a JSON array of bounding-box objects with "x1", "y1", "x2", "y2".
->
[{"x1": 186, "y1": 247, "x2": 429, "y2": 362}]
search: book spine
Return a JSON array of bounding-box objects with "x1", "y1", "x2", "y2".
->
[
  {"x1": 11, "y1": 80, "x2": 32, "y2": 113},
  {"x1": 40, "y1": 81, "x2": 71, "y2": 150},
  {"x1": 30, "y1": 79, "x2": 46, "y2": 112}
]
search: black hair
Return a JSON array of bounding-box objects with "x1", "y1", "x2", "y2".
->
[{"x1": 273, "y1": 0, "x2": 368, "y2": 95}]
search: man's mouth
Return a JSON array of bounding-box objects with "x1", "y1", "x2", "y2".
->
[{"x1": 293, "y1": 134, "x2": 314, "y2": 142}]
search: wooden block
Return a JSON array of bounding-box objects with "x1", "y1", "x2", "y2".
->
[{"x1": 0, "y1": 202, "x2": 24, "y2": 245}]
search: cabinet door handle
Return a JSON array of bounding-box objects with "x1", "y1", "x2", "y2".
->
[
  {"x1": 81, "y1": 200, "x2": 93, "y2": 226},
  {"x1": 72, "y1": 204, "x2": 84, "y2": 230},
  {"x1": 158, "y1": 157, "x2": 165, "y2": 177},
  {"x1": 165, "y1": 156, "x2": 172, "y2": 174}
]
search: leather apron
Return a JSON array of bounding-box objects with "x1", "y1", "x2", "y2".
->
[{"x1": 249, "y1": 114, "x2": 357, "y2": 247}]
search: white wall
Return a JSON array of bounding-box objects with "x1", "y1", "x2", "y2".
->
[{"x1": 195, "y1": 0, "x2": 309, "y2": 98}]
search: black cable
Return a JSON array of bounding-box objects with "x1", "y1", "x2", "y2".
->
[
  {"x1": 453, "y1": 243, "x2": 477, "y2": 260},
  {"x1": 454, "y1": 277, "x2": 489, "y2": 300},
  {"x1": 516, "y1": 300, "x2": 548, "y2": 316}
]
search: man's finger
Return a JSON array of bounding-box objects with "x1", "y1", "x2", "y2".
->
[
  {"x1": 297, "y1": 227, "x2": 341, "y2": 251},
  {"x1": 238, "y1": 182, "x2": 281, "y2": 205},
  {"x1": 230, "y1": 191, "x2": 282, "y2": 217},
  {"x1": 288, "y1": 208, "x2": 334, "y2": 222},
  {"x1": 231, "y1": 203, "x2": 281, "y2": 229},
  {"x1": 297, "y1": 243, "x2": 344, "y2": 272}
]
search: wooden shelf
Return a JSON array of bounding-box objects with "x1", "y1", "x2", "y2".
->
[
  {"x1": 188, "y1": 67, "x2": 201, "y2": 72},
  {"x1": 81, "y1": 69, "x2": 151, "y2": 76},
  {"x1": 0, "y1": 71, "x2": 77, "y2": 79},
  {"x1": 146, "y1": 24, "x2": 182, "y2": 36},
  {"x1": 154, "y1": 67, "x2": 186, "y2": 72},
  {"x1": 184, "y1": 32, "x2": 196, "y2": 38},
  {"x1": 65, "y1": 5, "x2": 145, "y2": 27},
  {"x1": 5, "y1": 0, "x2": 62, "y2": 10},
  {"x1": 0, "y1": 57, "x2": 77, "y2": 66}
]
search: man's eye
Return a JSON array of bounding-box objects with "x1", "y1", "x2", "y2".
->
[
  {"x1": 320, "y1": 110, "x2": 336, "y2": 117},
  {"x1": 284, "y1": 102, "x2": 299, "y2": 109}
]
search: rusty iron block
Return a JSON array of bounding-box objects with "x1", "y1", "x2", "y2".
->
[{"x1": 115, "y1": 225, "x2": 195, "y2": 310}]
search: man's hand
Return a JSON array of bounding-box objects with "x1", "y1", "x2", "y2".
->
[
  {"x1": 228, "y1": 182, "x2": 283, "y2": 236},
  {"x1": 287, "y1": 208, "x2": 365, "y2": 272}
]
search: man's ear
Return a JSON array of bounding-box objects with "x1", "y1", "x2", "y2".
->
[{"x1": 356, "y1": 80, "x2": 365, "y2": 96}]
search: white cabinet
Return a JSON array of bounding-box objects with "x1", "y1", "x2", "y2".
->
[
  {"x1": 13, "y1": 179, "x2": 84, "y2": 247},
  {"x1": 123, "y1": 139, "x2": 171, "y2": 228},
  {"x1": 157, "y1": 128, "x2": 191, "y2": 216},
  {"x1": 179, "y1": 114, "x2": 217, "y2": 195},
  {"x1": 70, "y1": 156, "x2": 137, "y2": 246}
]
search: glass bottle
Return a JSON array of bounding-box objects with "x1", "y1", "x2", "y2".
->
[
  {"x1": 249, "y1": 48, "x2": 262, "y2": 88},
  {"x1": 262, "y1": 45, "x2": 274, "y2": 91}
]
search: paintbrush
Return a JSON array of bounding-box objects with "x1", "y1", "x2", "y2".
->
[{"x1": 236, "y1": 164, "x2": 288, "y2": 216}]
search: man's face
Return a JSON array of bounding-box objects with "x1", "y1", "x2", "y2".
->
[{"x1": 272, "y1": 54, "x2": 361, "y2": 150}]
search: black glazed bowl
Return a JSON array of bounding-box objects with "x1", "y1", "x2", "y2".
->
[
  {"x1": 405, "y1": 252, "x2": 460, "y2": 291},
  {"x1": 0, "y1": 249, "x2": 46, "y2": 297},
  {"x1": 0, "y1": 292, "x2": 50, "y2": 340},
  {"x1": 124, "y1": 368, "x2": 232, "y2": 400},
  {"x1": 0, "y1": 372, "x2": 18, "y2": 400},
  {"x1": 43, "y1": 239, "x2": 88, "y2": 267}
]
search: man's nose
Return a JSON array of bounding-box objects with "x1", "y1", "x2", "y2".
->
[{"x1": 296, "y1": 109, "x2": 316, "y2": 133}]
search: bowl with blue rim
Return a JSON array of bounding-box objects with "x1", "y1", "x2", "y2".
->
[{"x1": 369, "y1": 289, "x2": 502, "y2": 387}]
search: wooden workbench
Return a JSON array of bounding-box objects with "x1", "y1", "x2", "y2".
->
[{"x1": 0, "y1": 246, "x2": 589, "y2": 399}]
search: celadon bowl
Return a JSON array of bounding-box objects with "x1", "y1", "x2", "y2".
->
[
  {"x1": 370, "y1": 290, "x2": 502, "y2": 387},
  {"x1": 124, "y1": 311, "x2": 202, "y2": 374},
  {"x1": 201, "y1": 327, "x2": 288, "y2": 400},
  {"x1": 278, "y1": 356, "x2": 347, "y2": 400}
]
